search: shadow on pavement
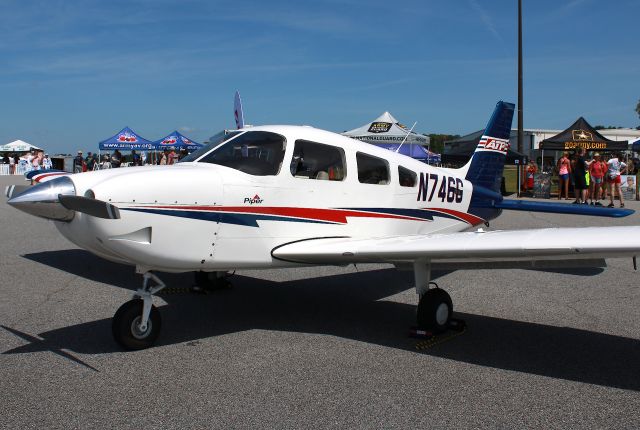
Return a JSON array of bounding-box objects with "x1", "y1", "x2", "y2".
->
[{"x1": 4, "y1": 249, "x2": 637, "y2": 391}]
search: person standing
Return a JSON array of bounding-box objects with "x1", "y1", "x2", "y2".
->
[
  {"x1": 111, "y1": 149, "x2": 122, "y2": 168},
  {"x1": 42, "y1": 153, "x2": 52, "y2": 170},
  {"x1": 556, "y1": 152, "x2": 572, "y2": 200},
  {"x1": 9, "y1": 153, "x2": 16, "y2": 174},
  {"x1": 85, "y1": 152, "x2": 95, "y2": 171},
  {"x1": 168, "y1": 149, "x2": 177, "y2": 165},
  {"x1": 607, "y1": 153, "x2": 627, "y2": 208},
  {"x1": 588, "y1": 153, "x2": 606, "y2": 205},
  {"x1": 74, "y1": 151, "x2": 84, "y2": 173},
  {"x1": 572, "y1": 147, "x2": 588, "y2": 204},
  {"x1": 131, "y1": 149, "x2": 141, "y2": 166},
  {"x1": 525, "y1": 160, "x2": 537, "y2": 193}
]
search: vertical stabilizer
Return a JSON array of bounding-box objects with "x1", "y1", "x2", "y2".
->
[{"x1": 460, "y1": 101, "x2": 515, "y2": 194}]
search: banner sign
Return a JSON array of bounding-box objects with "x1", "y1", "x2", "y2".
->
[
  {"x1": 367, "y1": 122, "x2": 392, "y2": 133},
  {"x1": 621, "y1": 175, "x2": 637, "y2": 200}
]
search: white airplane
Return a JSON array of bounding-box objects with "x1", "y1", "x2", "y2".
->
[{"x1": 6, "y1": 101, "x2": 640, "y2": 350}]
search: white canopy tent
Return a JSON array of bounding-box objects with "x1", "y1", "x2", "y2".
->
[
  {"x1": 0, "y1": 140, "x2": 42, "y2": 153},
  {"x1": 342, "y1": 112, "x2": 430, "y2": 146}
]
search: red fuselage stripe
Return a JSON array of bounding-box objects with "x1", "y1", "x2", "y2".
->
[{"x1": 131, "y1": 205, "x2": 481, "y2": 225}]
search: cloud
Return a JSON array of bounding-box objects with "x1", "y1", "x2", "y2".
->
[
  {"x1": 543, "y1": 0, "x2": 592, "y2": 21},
  {"x1": 467, "y1": 0, "x2": 504, "y2": 45}
]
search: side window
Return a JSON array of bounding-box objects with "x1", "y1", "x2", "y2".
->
[
  {"x1": 198, "y1": 131, "x2": 286, "y2": 176},
  {"x1": 398, "y1": 166, "x2": 417, "y2": 187},
  {"x1": 290, "y1": 140, "x2": 346, "y2": 181},
  {"x1": 357, "y1": 152, "x2": 390, "y2": 185}
]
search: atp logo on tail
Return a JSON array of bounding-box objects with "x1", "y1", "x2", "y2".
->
[{"x1": 477, "y1": 135, "x2": 510, "y2": 154}]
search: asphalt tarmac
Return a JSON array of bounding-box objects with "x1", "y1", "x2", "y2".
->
[{"x1": 1, "y1": 175, "x2": 639, "y2": 429}]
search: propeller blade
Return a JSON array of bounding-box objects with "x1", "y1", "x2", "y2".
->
[
  {"x1": 5, "y1": 185, "x2": 31, "y2": 199},
  {"x1": 58, "y1": 195, "x2": 121, "y2": 219}
]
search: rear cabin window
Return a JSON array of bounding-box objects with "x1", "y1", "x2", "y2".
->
[
  {"x1": 398, "y1": 166, "x2": 417, "y2": 187},
  {"x1": 197, "y1": 131, "x2": 286, "y2": 176},
  {"x1": 356, "y1": 152, "x2": 390, "y2": 185},
  {"x1": 290, "y1": 140, "x2": 346, "y2": 181}
]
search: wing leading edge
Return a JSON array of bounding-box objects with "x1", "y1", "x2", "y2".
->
[{"x1": 271, "y1": 226, "x2": 640, "y2": 265}]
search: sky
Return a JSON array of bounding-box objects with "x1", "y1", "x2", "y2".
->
[{"x1": 1, "y1": 0, "x2": 639, "y2": 154}]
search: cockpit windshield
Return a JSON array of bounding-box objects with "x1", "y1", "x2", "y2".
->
[
  {"x1": 178, "y1": 130, "x2": 242, "y2": 163},
  {"x1": 196, "y1": 131, "x2": 286, "y2": 176}
]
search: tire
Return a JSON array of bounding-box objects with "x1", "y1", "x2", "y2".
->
[
  {"x1": 417, "y1": 288, "x2": 453, "y2": 332},
  {"x1": 193, "y1": 271, "x2": 232, "y2": 291},
  {"x1": 112, "y1": 299, "x2": 161, "y2": 350},
  {"x1": 194, "y1": 271, "x2": 210, "y2": 287}
]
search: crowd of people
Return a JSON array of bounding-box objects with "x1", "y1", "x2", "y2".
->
[
  {"x1": 527, "y1": 150, "x2": 634, "y2": 208},
  {"x1": 69, "y1": 148, "x2": 189, "y2": 172},
  {"x1": 1, "y1": 150, "x2": 52, "y2": 173},
  {"x1": 1, "y1": 147, "x2": 193, "y2": 175}
]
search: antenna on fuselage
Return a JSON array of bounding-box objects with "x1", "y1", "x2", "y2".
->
[{"x1": 395, "y1": 121, "x2": 417, "y2": 154}]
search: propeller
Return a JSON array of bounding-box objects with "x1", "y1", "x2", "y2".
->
[
  {"x1": 58, "y1": 195, "x2": 121, "y2": 220},
  {"x1": 5, "y1": 185, "x2": 31, "y2": 199}
]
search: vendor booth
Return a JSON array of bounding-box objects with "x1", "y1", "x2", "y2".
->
[
  {"x1": 99, "y1": 127, "x2": 155, "y2": 151},
  {"x1": 539, "y1": 117, "x2": 628, "y2": 153},
  {"x1": 154, "y1": 131, "x2": 203, "y2": 151},
  {"x1": 0, "y1": 139, "x2": 42, "y2": 153},
  {"x1": 342, "y1": 112, "x2": 434, "y2": 162}
]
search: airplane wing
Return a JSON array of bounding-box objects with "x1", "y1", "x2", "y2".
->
[{"x1": 272, "y1": 226, "x2": 640, "y2": 265}]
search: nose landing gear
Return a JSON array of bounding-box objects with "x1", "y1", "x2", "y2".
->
[{"x1": 112, "y1": 272, "x2": 166, "y2": 350}]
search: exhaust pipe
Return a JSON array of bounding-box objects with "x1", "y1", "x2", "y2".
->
[{"x1": 6, "y1": 176, "x2": 76, "y2": 221}]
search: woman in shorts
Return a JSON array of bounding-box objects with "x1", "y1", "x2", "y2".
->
[
  {"x1": 556, "y1": 152, "x2": 571, "y2": 200},
  {"x1": 588, "y1": 153, "x2": 606, "y2": 205},
  {"x1": 607, "y1": 153, "x2": 627, "y2": 208}
]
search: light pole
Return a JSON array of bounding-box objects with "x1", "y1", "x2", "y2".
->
[{"x1": 517, "y1": 0, "x2": 524, "y2": 197}]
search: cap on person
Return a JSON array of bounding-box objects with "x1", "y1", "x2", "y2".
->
[
  {"x1": 594, "y1": 152, "x2": 600, "y2": 157},
  {"x1": 77, "y1": 150, "x2": 83, "y2": 154}
]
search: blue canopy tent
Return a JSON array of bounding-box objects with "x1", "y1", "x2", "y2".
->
[
  {"x1": 632, "y1": 139, "x2": 640, "y2": 152},
  {"x1": 376, "y1": 143, "x2": 441, "y2": 164},
  {"x1": 98, "y1": 127, "x2": 155, "y2": 151},
  {"x1": 154, "y1": 131, "x2": 202, "y2": 151}
]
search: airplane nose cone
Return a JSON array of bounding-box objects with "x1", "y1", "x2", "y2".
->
[{"x1": 7, "y1": 176, "x2": 76, "y2": 221}]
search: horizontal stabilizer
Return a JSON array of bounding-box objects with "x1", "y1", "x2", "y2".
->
[
  {"x1": 59, "y1": 195, "x2": 121, "y2": 219},
  {"x1": 496, "y1": 199, "x2": 633, "y2": 218}
]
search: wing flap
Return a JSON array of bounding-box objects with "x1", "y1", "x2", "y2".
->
[{"x1": 272, "y1": 226, "x2": 640, "y2": 265}]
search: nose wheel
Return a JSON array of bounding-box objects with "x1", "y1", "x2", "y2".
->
[
  {"x1": 112, "y1": 299, "x2": 161, "y2": 350},
  {"x1": 112, "y1": 272, "x2": 166, "y2": 350}
]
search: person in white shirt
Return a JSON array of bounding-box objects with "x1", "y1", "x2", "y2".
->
[
  {"x1": 42, "y1": 154, "x2": 52, "y2": 170},
  {"x1": 606, "y1": 153, "x2": 628, "y2": 208}
]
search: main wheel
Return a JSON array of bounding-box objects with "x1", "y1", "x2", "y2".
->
[
  {"x1": 112, "y1": 299, "x2": 161, "y2": 350},
  {"x1": 192, "y1": 271, "x2": 232, "y2": 293},
  {"x1": 417, "y1": 288, "x2": 453, "y2": 332}
]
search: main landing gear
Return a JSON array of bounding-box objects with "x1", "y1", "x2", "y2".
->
[
  {"x1": 192, "y1": 271, "x2": 233, "y2": 294},
  {"x1": 112, "y1": 272, "x2": 166, "y2": 350},
  {"x1": 413, "y1": 260, "x2": 453, "y2": 332}
]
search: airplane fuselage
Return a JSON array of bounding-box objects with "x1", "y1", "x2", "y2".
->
[{"x1": 53, "y1": 126, "x2": 484, "y2": 272}]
